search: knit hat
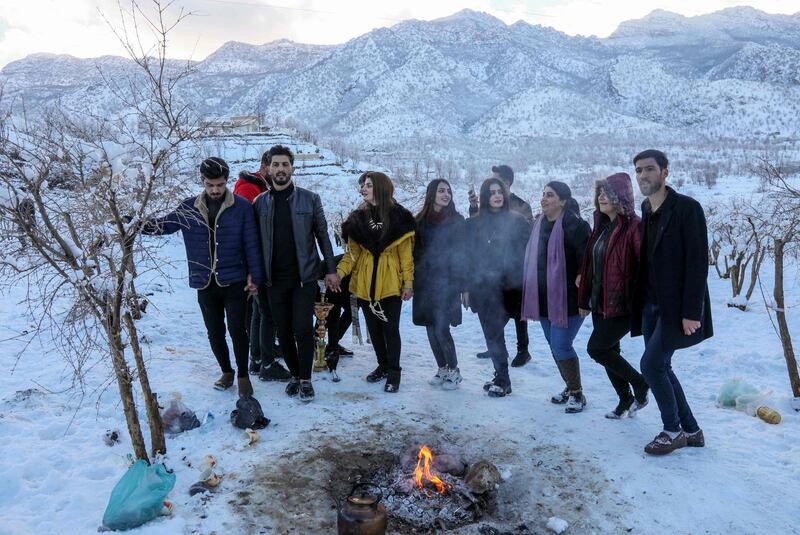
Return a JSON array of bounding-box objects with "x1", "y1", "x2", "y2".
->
[{"x1": 200, "y1": 157, "x2": 229, "y2": 180}]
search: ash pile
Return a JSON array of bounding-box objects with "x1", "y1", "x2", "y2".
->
[{"x1": 367, "y1": 445, "x2": 502, "y2": 531}]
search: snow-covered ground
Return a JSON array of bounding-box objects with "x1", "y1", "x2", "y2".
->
[{"x1": 2, "y1": 141, "x2": 799, "y2": 534}]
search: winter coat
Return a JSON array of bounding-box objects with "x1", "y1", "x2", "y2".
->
[
  {"x1": 412, "y1": 212, "x2": 466, "y2": 327},
  {"x1": 141, "y1": 190, "x2": 264, "y2": 289},
  {"x1": 464, "y1": 210, "x2": 530, "y2": 315},
  {"x1": 233, "y1": 171, "x2": 268, "y2": 203},
  {"x1": 631, "y1": 186, "x2": 714, "y2": 350},
  {"x1": 577, "y1": 173, "x2": 641, "y2": 318},
  {"x1": 469, "y1": 192, "x2": 534, "y2": 223},
  {"x1": 337, "y1": 203, "x2": 415, "y2": 302},
  {"x1": 253, "y1": 185, "x2": 337, "y2": 286}
]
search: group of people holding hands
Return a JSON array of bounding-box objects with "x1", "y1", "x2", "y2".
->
[{"x1": 145, "y1": 146, "x2": 713, "y2": 455}]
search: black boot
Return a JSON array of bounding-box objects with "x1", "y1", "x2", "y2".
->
[
  {"x1": 248, "y1": 356, "x2": 262, "y2": 375},
  {"x1": 366, "y1": 366, "x2": 388, "y2": 383},
  {"x1": 259, "y1": 360, "x2": 292, "y2": 382},
  {"x1": 384, "y1": 369, "x2": 401, "y2": 393}
]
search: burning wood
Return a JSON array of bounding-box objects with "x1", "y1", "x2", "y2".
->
[{"x1": 413, "y1": 445, "x2": 449, "y2": 494}]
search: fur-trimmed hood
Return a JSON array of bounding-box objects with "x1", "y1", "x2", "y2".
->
[
  {"x1": 341, "y1": 202, "x2": 415, "y2": 256},
  {"x1": 593, "y1": 172, "x2": 635, "y2": 221}
]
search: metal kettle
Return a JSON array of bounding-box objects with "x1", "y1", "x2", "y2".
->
[{"x1": 337, "y1": 483, "x2": 387, "y2": 535}]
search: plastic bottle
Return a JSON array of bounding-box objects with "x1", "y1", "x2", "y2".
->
[{"x1": 199, "y1": 411, "x2": 215, "y2": 433}]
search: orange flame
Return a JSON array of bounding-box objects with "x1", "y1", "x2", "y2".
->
[{"x1": 414, "y1": 445, "x2": 448, "y2": 494}]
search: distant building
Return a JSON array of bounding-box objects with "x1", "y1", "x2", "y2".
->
[{"x1": 201, "y1": 115, "x2": 262, "y2": 134}]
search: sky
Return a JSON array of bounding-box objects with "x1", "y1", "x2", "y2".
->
[{"x1": 0, "y1": 0, "x2": 797, "y2": 69}]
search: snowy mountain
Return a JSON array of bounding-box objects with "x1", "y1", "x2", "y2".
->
[{"x1": 2, "y1": 7, "x2": 800, "y2": 149}]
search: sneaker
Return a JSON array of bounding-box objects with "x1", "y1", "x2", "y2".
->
[
  {"x1": 238, "y1": 376, "x2": 254, "y2": 398},
  {"x1": 248, "y1": 357, "x2": 262, "y2": 375},
  {"x1": 213, "y1": 372, "x2": 235, "y2": 391},
  {"x1": 565, "y1": 391, "x2": 587, "y2": 413},
  {"x1": 299, "y1": 381, "x2": 315, "y2": 402},
  {"x1": 483, "y1": 373, "x2": 498, "y2": 391},
  {"x1": 441, "y1": 368, "x2": 462, "y2": 390},
  {"x1": 337, "y1": 345, "x2": 354, "y2": 357},
  {"x1": 686, "y1": 429, "x2": 705, "y2": 448},
  {"x1": 644, "y1": 431, "x2": 687, "y2": 455},
  {"x1": 510, "y1": 350, "x2": 531, "y2": 368},
  {"x1": 632, "y1": 381, "x2": 650, "y2": 412},
  {"x1": 285, "y1": 377, "x2": 301, "y2": 397},
  {"x1": 259, "y1": 361, "x2": 292, "y2": 382},
  {"x1": 487, "y1": 383, "x2": 512, "y2": 397},
  {"x1": 428, "y1": 367, "x2": 449, "y2": 386},
  {"x1": 550, "y1": 387, "x2": 569, "y2": 404},
  {"x1": 366, "y1": 366, "x2": 388, "y2": 383},
  {"x1": 605, "y1": 396, "x2": 634, "y2": 419},
  {"x1": 476, "y1": 350, "x2": 491, "y2": 359}
]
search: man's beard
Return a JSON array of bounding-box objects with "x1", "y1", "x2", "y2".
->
[
  {"x1": 273, "y1": 173, "x2": 291, "y2": 185},
  {"x1": 639, "y1": 178, "x2": 663, "y2": 196}
]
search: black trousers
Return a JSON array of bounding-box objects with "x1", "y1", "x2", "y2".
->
[
  {"x1": 197, "y1": 280, "x2": 249, "y2": 377},
  {"x1": 324, "y1": 276, "x2": 352, "y2": 349},
  {"x1": 267, "y1": 283, "x2": 316, "y2": 380},
  {"x1": 587, "y1": 311, "x2": 646, "y2": 401},
  {"x1": 474, "y1": 291, "x2": 511, "y2": 388},
  {"x1": 514, "y1": 318, "x2": 529, "y2": 353},
  {"x1": 359, "y1": 297, "x2": 402, "y2": 378},
  {"x1": 426, "y1": 319, "x2": 458, "y2": 370},
  {"x1": 253, "y1": 294, "x2": 277, "y2": 364}
]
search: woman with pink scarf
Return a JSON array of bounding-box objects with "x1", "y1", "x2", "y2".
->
[{"x1": 522, "y1": 181, "x2": 590, "y2": 413}]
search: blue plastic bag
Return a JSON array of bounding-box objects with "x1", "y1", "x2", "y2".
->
[{"x1": 102, "y1": 460, "x2": 176, "y2": 531}]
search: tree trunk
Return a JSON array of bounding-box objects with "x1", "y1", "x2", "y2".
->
[
  {"x1": 124, "y1": 311, "x2": 166, "y2": 457},
  {"x1": 774, "y1": 239, "x2": 800, "y2": 397},
  {"x1": 106, "y1": 303, "x2": 149, "y2": 462}
]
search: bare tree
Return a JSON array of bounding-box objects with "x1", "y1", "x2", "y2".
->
[
  {"x1": 0, "y1": 0, "x2": 200, "y2": 461},
  {"x1": 750, "y1": 158, "x2": 800, "y2": 400},
  {"x1": 708, "y1": 198, "x2": 767, "y2": 310}
]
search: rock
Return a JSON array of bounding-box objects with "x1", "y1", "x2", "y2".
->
[
  {"x1": 432, "y1": 453, "x2": 468, "y2": 476},
  {"x1": 464, "y1": 460, "x2": 501, "y2": 495},
  {"x1": 546, "y1": 516, "x2": 569, "y2": 534}
]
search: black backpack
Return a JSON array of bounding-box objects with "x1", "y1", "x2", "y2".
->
[{"x1": 230, "y1": 396, "x2": 271, "y2": 429}]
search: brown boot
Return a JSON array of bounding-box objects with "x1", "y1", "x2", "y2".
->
[
  {"x1": 644, "y1": 431, "x2": 687, "y2": 455},
  {"x1": 556, "y1": 357, "x2": 583, "y2": 392},
  {"x1": 686, "y1": 429, "x2": 705, "y2": 448},
  {"x1": 238, "y1": 375, "x2": 254, "y2": 398},
  {"x1": 214, "y1": 372, "x2": 235, "y2": 391}
]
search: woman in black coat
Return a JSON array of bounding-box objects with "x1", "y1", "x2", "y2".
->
[
  {"x1": 413, "y1": 179, "x2": 466, "y2": 390},
  {"x1": 463, "y1": 178, "x2": 531, "y2": 398}
]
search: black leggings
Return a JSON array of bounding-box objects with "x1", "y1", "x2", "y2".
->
[
  {"x1": 253, "y1": 292, "x2": 277, "y2": 364},
  {"x1": 267, "y1": 284, "x2": 317, "y2": 380},
  {"x1": 359, "y1": 297, "x2": 402, "y2": 375},
  {"x1": 587, "y1": 311, "x2": 646, "y2": 401},
  {"x1": 197, "y1": 280, "x2": 249, "y2": 377},
  {"x1": 474, "y1": 291, "x2": 511, "y2": 387}
]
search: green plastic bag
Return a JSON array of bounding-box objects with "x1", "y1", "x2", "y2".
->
[
  {"x1": 717, "y1": 379, "x2": 764, "y2": 415},
  {"x1": 102, "y1": 460, "x2": 176, "y2": 531}
]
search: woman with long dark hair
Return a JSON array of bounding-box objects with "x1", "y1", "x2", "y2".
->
[
  {"x1": 337, "y1": 172, "x2": 415, "y2": 393},
  {"x1": 413, "y1": 179, "x2": 466, "y2": 390},
  {"x1": 463, "y1": 178, "x2": 530, "y2": 397},
  {"x1": 522, "y1": 181, "x2": 591, "y2": 413},
  {"x1": 577, "y1": 173, "x2": 649, "y2": 418}
]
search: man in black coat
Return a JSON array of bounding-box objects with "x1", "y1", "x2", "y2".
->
[{"x1": 631, "y1": 149, "x2": 713, "y2": 455}]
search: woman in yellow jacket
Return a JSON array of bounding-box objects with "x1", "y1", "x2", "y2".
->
[{"x1": 337, "y1": 171, "x2": 415, "y2": 393}]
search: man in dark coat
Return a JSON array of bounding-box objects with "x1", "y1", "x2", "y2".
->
[
  {"x1": 253, "y1": 145, "x2": 340, "y2": 402},
  {"x1": 631, "y1": 149, "x2": 713, "y2": 455},
  {"x1": 468, "y1": 164, "x2": 533, "y2": 367},
  {"x1": 141, "y1": 157, "x2": 263, "y2": 398}
]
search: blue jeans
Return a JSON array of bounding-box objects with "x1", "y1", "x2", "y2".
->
[
  {"x1": 540, "y1": 315, "x2": 585, "y2": 362},
  {"x1": 640, "y1": 303, "x2": 699, "y2": 433}
]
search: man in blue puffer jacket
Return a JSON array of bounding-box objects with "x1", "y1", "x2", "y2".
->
[{"x1": 142, "y1": 157, "x2": 264, "y2": 398}]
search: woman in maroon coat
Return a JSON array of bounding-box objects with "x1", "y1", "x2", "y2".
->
[{"x1": 577, "y1": 173, "x2": 650, "y2": 419}]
